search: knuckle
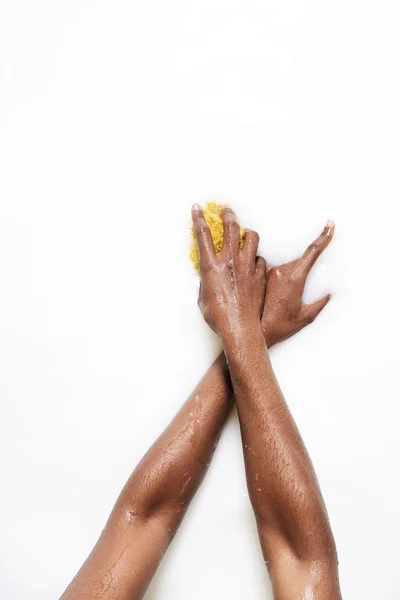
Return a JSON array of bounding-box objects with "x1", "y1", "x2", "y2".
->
[
  {"x1": 257, "y1": 258, "x2": 266, "y2": 272},
  {"x1": 199, "y1": 224, "x2": 209, "y2": 236},
  {"x1": 223, "y1": 206, "x2": 234, "y2": 215},
  {"x1": 305, "y1": 312, "x2": 315, "y2": 324},
  {"x1": 307, "y1": 242, "x2": 319, "y2": 255},
  {"x1": 268, "y1": 266, "x2": 278, "y2": 278},
  {"x1": 227, "y1": 219, "x2": 239, "y2": 232},
  {"x1": 200, "y1": 259, "x2": 214, "y2": 274},
  {"x1": 194, "y1": 219, "x2": 204, "y2": 234}
]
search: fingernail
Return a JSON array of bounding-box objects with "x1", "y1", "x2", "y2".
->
[
  {"x1": 223, "y1": 203, "x2": 232, "y2": 210},
  {"x1": 325, "y1": 219, "x2": 334, "y2": 229},
  {"x1": 192, "y1": 203, "x2": 202, "y2": 211}
]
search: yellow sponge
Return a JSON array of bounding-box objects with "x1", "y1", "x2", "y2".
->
[{"x1": 190, "y1": 202, "x2": 245, "y2": 274}]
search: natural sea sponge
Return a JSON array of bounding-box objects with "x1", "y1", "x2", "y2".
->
[{"x1": 190, "y1": 202, "x2": 245, "y2": 274}]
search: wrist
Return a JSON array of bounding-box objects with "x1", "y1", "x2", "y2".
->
[
  {"x1": 261, "y1": 317, "x2": 279, "y2": 348},
  {"x1": 219, "y1": 319, "x2": 265, "y2": 353},
  {"x1": 222, "y1": 324, "x2": 271, "y2": 386}
]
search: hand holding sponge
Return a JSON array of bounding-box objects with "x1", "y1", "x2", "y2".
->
[{"x1": 190, "y1": 202, "x2": 245, "y2": 273}]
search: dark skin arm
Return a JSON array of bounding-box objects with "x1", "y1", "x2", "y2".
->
[
  {"x1": 60, "y1": 355, "x2": 233, "y2": 600},
  {"x1": 193, "y1": 204, "x2": 341, "y2": 600},
  {"x1": 61, "y1": 213, "x2": 332, "y2": 600}
]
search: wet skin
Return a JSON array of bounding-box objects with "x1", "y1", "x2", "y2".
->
[
  {"x1": 61, "y1": 210, "x2": 339, "y2": 600},
  {"x1": 193, "y1": 204, "x2": 341, "y2": 600}
]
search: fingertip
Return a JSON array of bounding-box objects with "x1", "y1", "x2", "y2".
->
[
  {"x1": 300, "y1": 293, "x2": 333, "y2": 326},
  {"x1": 256, "y1": 255, "x2": 267, "y2": 273},
  {"x1": 315, "y1": 294, "x2": 332, "y2": 318},
  {"x1": 322, "y1": 293, "x2": 331, "y2": 307},
  {"x1": 192, "y1": 205, "x2": 205, "y2": 226},
  {"x1": 323, "y1": 219, "x2": 335, "y2": 238},
  {"x1": 222, "y1": 204, "x2": 237, "y2": 220}
]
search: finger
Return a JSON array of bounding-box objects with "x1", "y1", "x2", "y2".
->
[
  {"x1": 255, "y1": 255, "x2": 267, "y2": 277},
  {"x1": 191, "y1": 204, "x2": 216, "y2": 269},
  {"x1": 298, "y1": 294, "x2": 331, "y2": 326},
  {"x1": 242, "y1": 229, "x2": 260, "y2": 263},
  {"x1": 298, "y1": 220, "x2": 335, "y2": 276},
  {"x1": 222, "y1": 204, "x2": 240, "y2": 255}
]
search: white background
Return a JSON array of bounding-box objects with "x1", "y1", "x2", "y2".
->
[{"x1": 1, "y1": 1, "x2": 399, "y2": 598}]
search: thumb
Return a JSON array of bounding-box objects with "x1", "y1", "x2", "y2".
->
[{"x1": 298, "y1": 294, "x2": 331, "y2": 326}]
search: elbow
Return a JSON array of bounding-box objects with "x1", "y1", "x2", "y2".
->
[
  {"x1": 115, "y1": 491, "x2": 187, "y2": 530},
  {"x1": 297, "y1": 524, "x2": 339, "y2": 571},
  {"x1": 292, "y1": 533, "x2": 339, "y2": 575},
  {"x1": 297, "y1": 547, "x2": 339, "y2": 581},
  {"x1": 116, "y1": 471, "x2": 194, "y2": 524},
  {"x1": 261, "y1": 531, "x2": 340, "y2": 599},
  {"x1": 258, "y1": 520, "x2": 339, "y2": 577}
]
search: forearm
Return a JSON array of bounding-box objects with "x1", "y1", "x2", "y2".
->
[
  {"x1": 113, "y1": 352, "x2": 233, "y2": 531},
  {"x1": 61, "y1": 354, "x2": 233, "y2": 600},
  {"x1": 223, "y1": 323, "x2": 337, "y2": 565}
]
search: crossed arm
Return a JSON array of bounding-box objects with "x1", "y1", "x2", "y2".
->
[{"x1": 61, "y1": 210, "x2": 340, "y2": 600}]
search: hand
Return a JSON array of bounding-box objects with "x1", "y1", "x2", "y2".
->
[
  {"x1": 261, "y1": 221, "x2": 335, "y2": 347},
  {"x1": 192, "y1": 204, "x2": 266, "y2": 339}
]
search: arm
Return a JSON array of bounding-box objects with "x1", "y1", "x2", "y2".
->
[
  {"x1": 61, "y1": 354, "x2": 233, "y2": 600},
  {"x1": 192, "y1": 204, "x2": 341, "y2": 600},
  {"x1": 254, "y1": 223, "x2": 341, "y2": 598},
  {"x1": 225, "y1": 331, "x2": 341, "y2": 599},
  {"x1": 62, "y1": 207, "x2": 333, "y2": 600}
]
